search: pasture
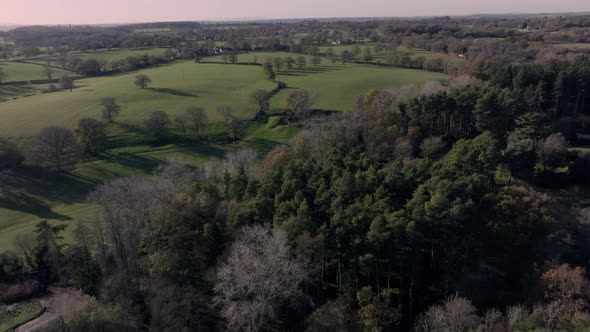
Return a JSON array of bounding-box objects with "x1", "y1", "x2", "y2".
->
[
  {"x1": 0, "y1": 51, "x2": 445, "y2": 249},
  {"x1": 0, "y1": 61, "x2": 275, "y2": 138},
  {"x1": 0, "y1": 119, "x2": 298, "y2": 251},
  {"x1": 204, "y1": 51, "x2": 448, "y2": 110},
  {"x1": 29, "y1": 47, "x2": 170, "y2": 68},
  {"x1": 0, "y1": 61, "x2": 72, "y2": 82}
]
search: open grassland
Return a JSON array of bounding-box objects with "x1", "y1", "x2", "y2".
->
[
  {"x1": 271, "y1": 62, "x2": 448, "y2": 111},
  {"x1": 203, "y1": 51, "x2": 448, "y2": 110},
  {"x1": 0, "y1": 120, "x2": 298, "y2": 251},
  {"x1": 0, "y1": 61, "x2": 72, "y2": 82},
  {"x1": 0, "y1": 51, "x2": 443, "y2": 249},
  {"x1": 0, "y1": 84, "x2": 46, "y2": 100},
  {"x1": 0, "y1": 61, "x2": 275, "y2": 138},
  {"x1": 30, "y1": 47, "x2": 170, "y2": 68},
  {"x1": 318, "y1": 44, "x2": 465, "y2": 65}
]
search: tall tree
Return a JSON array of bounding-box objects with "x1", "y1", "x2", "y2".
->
[
  {"x1": 75, "y1": 118, "x2": 107, "y2": 155},
  {"x1": 100, "y1": 97, "x2": 121, "y2": 123},
  {"x1": 134, "y1": 74, "x2": 152, "y2": 89},
  {"x1": 29, "y1": 126, "x2": 80, "y2": 171}
]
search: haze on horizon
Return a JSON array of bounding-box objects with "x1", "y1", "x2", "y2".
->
[{"x1": 2, "y1": 0, "x2": 590, "y2": 25}]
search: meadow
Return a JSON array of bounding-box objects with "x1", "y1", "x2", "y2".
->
[
  {"x1": 0, "y1": 61, "x2": 72, "y2": 82},
  {"x1": 0, "y1": 61, "x2": 274, "y2": 138},
  {"x1": 0, "y1": 52, "x2": 446, "y2": 249},
  {"x1": 29, "y1": 47, "x2": 170, "y2": 68},
  {"x1": 203, "y1": 51, "x2": 448, "y2": 110}
]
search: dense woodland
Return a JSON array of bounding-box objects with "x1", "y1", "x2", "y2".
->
[{"x1": 1, "y1": 14, "x2": 590, "y2": 332}]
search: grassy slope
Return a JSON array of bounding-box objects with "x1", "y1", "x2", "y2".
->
[
  {"x1": 0, "y1": 61, "x2": 72, "y2": 82},
  {"x1": 203, "y1": 51, "x2": 448, "y2": 111},
  {"x1": 271, "y1": 63, "x2": 448, "y2": 111},
  {"x1": 0, "y1": 121, "x2": 298, "y2": 251},
  {"x1": 0, "y1": 54, "x2": 444, "y2": 250},
  {"x1": 0, "y1": 61, "x2": 275, "y2": 139},
  {"x1": 0, "y1": 302, "x2": 44, "y2": 332}
]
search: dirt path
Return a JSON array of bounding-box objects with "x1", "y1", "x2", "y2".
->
[{"x1": 14, "y1": 288, "x2": 90, "y2": 332}]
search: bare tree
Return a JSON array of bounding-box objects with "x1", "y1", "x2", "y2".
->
[
  {"x1": 296, "y1": 55, "x2": 307, "y2": 69},
  {"x1": 144, "y1": 111, "x2": 169, "y2": 138},
  {"x1": 29, "y1": 126, "x2": 80, "y2": 171},
  {"x1": 249, "y1": 89, "x2": 269, "y2": 112},
  {"x1": 186, "y1": 106, "x2": 208, "y2": 140},
  {"x1": 58, "y1": 76, "x2": 74, "y2": 91},
  {"x1": 420, "y1": 136, "x2": 446, "y2": 157},
  {"x1": 174, "y1": 113, "x2": 190, "y2": 136},
  {"x1": 89, "y1": 176, "x2": 180, "y2": 271},
  {"x1": 415, "y1": 295, "x2": 479, "y2": 332},
  {"x1": 134, "y1": 74, "x2": 152, "y2": 89},
  {"x1": 41, "y1": 63, "x2": 55, "y2": 80},
  {"x1": 100, "y1": 97, "x2": 121, "y2": 123},
  {"x1": 286, "y1": 90, "x2": 315, "y2": 118},
  {"x1": 214, "y1": 225, "x2": 308, "y2": 332},
  {"x1": 75, "y1": 118, "x2": 107, "y2": 155},
  {"x1": 217, "y1": 105, "x2": 240, "y2": 141}
]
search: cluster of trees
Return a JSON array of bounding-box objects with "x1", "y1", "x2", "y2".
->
[
  {"x1": 56, "y1": 52, "x2": 174, "y2": 77},
  {"x1": 3, "y1": 64, "x2": 590, "y2": 330}
]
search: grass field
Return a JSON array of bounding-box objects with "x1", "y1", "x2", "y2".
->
[
  {"x1": 0, "y1": 120, "x2": 298, "y2": 251},
  {"x1": 0, "y1": 61, "x2": 72, "y2": 82},
  {"x1": 271, "y1": 62, "x2": 448, "y2": 111},
  {"x1": 203, "y1": 51, "x2": 448, "y2": 111},
  {"x1": 0, "y1": 61, "x2": 275, "y2": 138},
  {"x1": 0, "y1": 302, "x2": 43, "y2": 332},
  {"x1": 317, "y1": 44, "x2": 464, "y2": 65},
  {"x1": 0, "y1": 52, "x2": 445, "y2": 250},
  {"x1": 30, "y1": 48, "x2": 170, "y2": 68}
]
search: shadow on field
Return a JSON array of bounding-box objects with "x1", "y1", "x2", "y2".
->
[
  {"x1": 147, "y1": 87, "x2": 197, "y2": 97},
  {"x1": 0, "y1": 169, "x2": 94, "y2": 221},
  {"x1": 277, "y1": 65, "x2": 342, "y2": 77}
]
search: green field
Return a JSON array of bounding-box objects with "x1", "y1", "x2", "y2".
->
[
  {"x1": 0, "y1": 61, "x2": 275, "y2": 138},
  {"x1": 0, "y1": 120, "x2": 298, "y2": 251},
  {"x1": 203, "y1": 52, "x2": 448, "y2": 111},
  {"x1": 0, "y1": 302, "x2": 43, "y2": 332},
  {"x1": 0, "y1": 55, "x2": 446, "y2": 250},
  {"x1": 271, "y1": 62, "x2": 448, "y2": 111},
  {"x1": 317, "y1": 44, "x2": 464, "y2": 65},
  {"x1": 30, "y1": 48, "x2": 171, "y2": 68},
  {"x1": 0, "y1": 61, "x2": 72, "y2": 82}
]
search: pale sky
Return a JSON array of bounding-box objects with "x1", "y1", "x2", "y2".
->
[{"x1": 2, "y1": 0, "x2": 590, "y2": 25}]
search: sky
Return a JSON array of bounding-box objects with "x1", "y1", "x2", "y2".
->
[{"x1": 2, "y1": 0, "x2": 590, "y2": 25}]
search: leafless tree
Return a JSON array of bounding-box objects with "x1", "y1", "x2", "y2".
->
[
  {"x1": 506, "y1": 305, "x2": 528, "y2": 331},
  {"x1": 134, "y1": 74, "x2": 152, "y2": 88},
  {"x1": 286, "y1": 90, "x2": 315, "y2": 118},
  {"x1": 249, "y1": 89, "x2": 269, "y2": 112},
  {"x1": 75, "y1": 117, "x2": 107, "y2": 155},
  {"x1": 58, "y1": 75, "x2": 74, "y2": 91},
  {"x1": 154, "y1": 158, "x2": 196, "y2": 192},
  {"x1": 186, "y1": 106, "x2": 208, "y2": 140},
  {"x1": 88, "y1": 175, "x2": 180, "y2": 271},
  {"x1": 29, "y1": 126, "x2": 80, "y2": 171},
  {"x1": 41, "y1": 64, "x2": 55, "y2": 80},
  {"x1": 415, "y1": 295, "x2": 479, "y2": 332},
  {"x1": 214, "y1": 225, "x2": 308, "y2": 331},
  {"x1": 420, "y1": 136, "x2": 446, "y2": 157},
  {"x1": 174, "y1": 113, "x2": 190, "y2": 136},
  {"x1": 296, "y1": 55, "x2": 307, "y2": 69},
  {"x1": 100, "y1": 97, "x2": 121, "y2": 123},
  {"x1": 144, "y1": 111, "x2": 169, "y2": 138}
]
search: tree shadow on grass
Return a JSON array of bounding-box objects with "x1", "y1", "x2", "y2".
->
[
  {"x1": 147, "y1": 87, "x2": 197, "y2": 97},
  {"x1": 0, "y1": 170, "x2": 95, "y2": 221}
]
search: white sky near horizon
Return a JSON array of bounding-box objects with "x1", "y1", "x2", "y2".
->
[{"x1": 2, "y1": 0, "x2": 590, "y2": 25}]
